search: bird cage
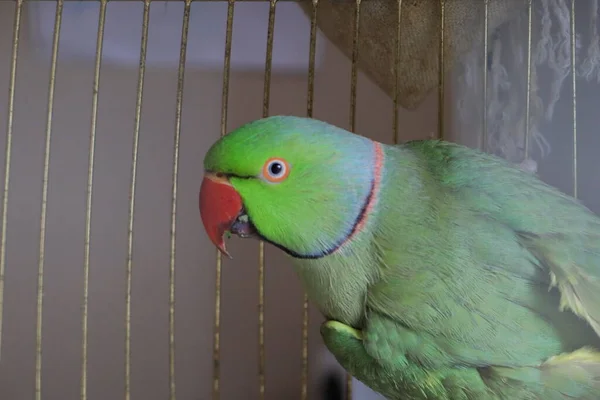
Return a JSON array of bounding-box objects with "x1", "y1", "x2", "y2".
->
[{"x1": 0, "y1": 1, "x2": 598, "y2": 400}]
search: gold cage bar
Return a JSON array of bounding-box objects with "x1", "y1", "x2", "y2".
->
[
  {"x1": 482, "y1": 0, "x2": 488, "y2": 151},
  {"x1": 80, "y1": 1, "x2": 108, "y2": 399},
  {"x1": 169, "y1": 1, "x2": 193, "y2": 399},
  {"x1": 0, "y1": 0, "x2": 23, "y2": 362},
  {"x1": 125, "y1": 1, "x2": 151, "y2": 400},
  {"x1": 393, "y1": 0, "x2": 403, "y2": 146},
  {"x1": 346, "y1": 0, "x2": 362, "y2": 396},
  {"x1": 571, "y1": 0, "x2": 578, "y2": 198},
  {"x1": 438, "y1": 0, "x2": 445, "y2": 140},
  {"x1": 213, "y1": 1, "x2": 236, "y2": 399},
  {"x1": 259, "y1": 1, "x2": 278, "y2": 398},
  {"x1": 35, "y1": 1, "x2": 64, "y2": 399},
  {"x1": 525, "y1": 0, "x2": 533, "y2": 159},
  {"x1": 302, "y1": 0, "x2": 319, "y2": 399}
]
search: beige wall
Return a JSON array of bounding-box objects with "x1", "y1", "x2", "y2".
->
[{"x1": 0, "y1": 3, "x2": 442, "y2": 400}]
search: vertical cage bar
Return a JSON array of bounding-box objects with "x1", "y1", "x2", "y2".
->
[
  {"x1": 349, "y1": 0, "x2": 361, "y2": 135},
  {"x1": 525, "y1": 0, "x2": 533, "y2": 158},
  {"x1": 170, "y1": 1, "x2": 193, "y2": 399},
  {"x1": 124, "y1": 1, "x2": 151, "y2": 400},
  {"x1": 571, "y1": 0, "x2": 577, "y2": 197},
  {"x1": 347, "y1": 0, "x2": 362, "y2": 397},
  {"x1": 306, "y1": 0, "x2": 318, "y2": 121},
  {"x1": 438, "y1": 0, "x2": 445, "y2": 140},
  {"x1": 36, "y1": 1, "x2": 64, "y2": 399},
  {"x1": 260, "y1": 1, "x2": 277, "y2": 398},
  {"x1": 0, "y1": 0, "x2": 23, "y2": 361},
  {"x1": 81, "y1": 1, "x2": 107, "y2": 399},
  {"x1": 302, "y1": 1, "x2": 319, "y2": 398},
  {"x1": 213, "y1": 1, "x2": 235, "y2": 399},
  {"x1": 393, "y1": 0, "x2": 402, "y2": 145},
  {"x1": 482, "y1": 0, "x2": 488, "y2": 151}
]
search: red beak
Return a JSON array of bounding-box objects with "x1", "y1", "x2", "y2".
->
[{"x1": 199, "y1": 173, "x2": 243, "y2": 258}]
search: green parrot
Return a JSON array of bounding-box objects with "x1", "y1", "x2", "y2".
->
[{"x1": 199, "y1": 116, "x2": 600, "y2": 400}]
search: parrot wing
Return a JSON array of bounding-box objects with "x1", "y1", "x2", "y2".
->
[
  {"x1": 517, "y1": 228, "x2": 600, "y2": 338},
  {"x1": 397, "y1": 139, "x2": 600, "y2": 344}
]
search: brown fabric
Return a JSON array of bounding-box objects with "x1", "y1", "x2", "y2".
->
[{"x1": 300, "y1": 0, "x2": 526, "y2": 110}]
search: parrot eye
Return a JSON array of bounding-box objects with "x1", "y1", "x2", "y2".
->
[
  {"x1": 269, "y1": 162, "x2": 283, "y2": 175},
  {"x1": 262, "y1": 158, "x2": 290, "y2": 183}
]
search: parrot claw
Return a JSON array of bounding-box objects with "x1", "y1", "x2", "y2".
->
[{"x1": 322, "y1": 320, "x2": 364, "y2": 341}]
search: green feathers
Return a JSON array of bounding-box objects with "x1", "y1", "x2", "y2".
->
[
  {"x1": 203, "y1": 116, "x2": 600, "y2": 399},
  {"x1": 323, "y1": 319, "x2": 600, "y2": 400}
]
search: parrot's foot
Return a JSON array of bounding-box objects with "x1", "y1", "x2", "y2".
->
[
  {"x1": 321, "y1": 320, "x2": 400, "y2": 398},
  {"x1": 320, "y1": 320, "x2": 370, "y2": 375},
  {"x1": 322, "y1": 320, "x2": 363, "y2": 340}
]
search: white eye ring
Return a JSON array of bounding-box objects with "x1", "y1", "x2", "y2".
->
[{"x1": 263, "y1": 158, "x2": 290, "y2": 182}]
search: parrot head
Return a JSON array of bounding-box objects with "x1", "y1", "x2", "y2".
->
[{"x1": 199, "y1": 116, "x2": 382, "y2": 259}]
